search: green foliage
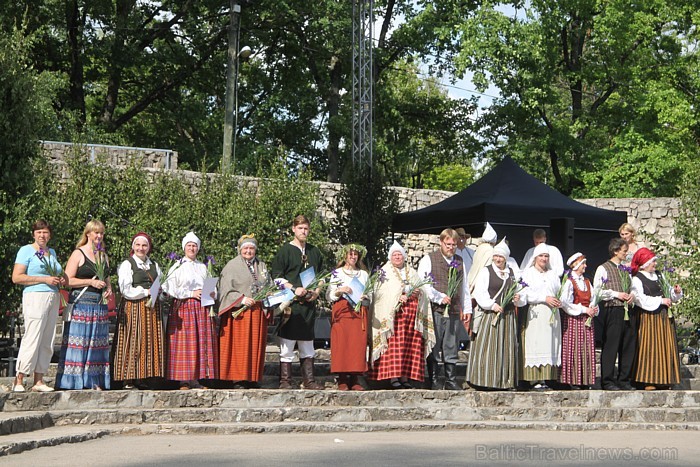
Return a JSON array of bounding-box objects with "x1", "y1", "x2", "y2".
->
[
  {"x1": 1, "y1": 151, "x2": 331, "y2": 333},
  {"x1": 330, "y1": 165, "x2": 399, "y2": 268},
  {"x1": 666, "y1": 162, "x2": 700, "y2": 326},
  {"x1": 423, "y1": 163, "x2": 475, "y2": 192}
]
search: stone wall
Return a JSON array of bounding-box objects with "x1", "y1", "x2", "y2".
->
[{"x1": 41, "y1": 141, "x2": 679, "y2": 261}]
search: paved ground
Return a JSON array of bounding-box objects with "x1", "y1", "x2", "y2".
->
[{"x1": 2, "y1": 430, "x2": 697, "y2": 466}]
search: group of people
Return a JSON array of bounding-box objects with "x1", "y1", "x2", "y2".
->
[{"x1": 11, "y1": 217, "x2": 683, "y2": 393}]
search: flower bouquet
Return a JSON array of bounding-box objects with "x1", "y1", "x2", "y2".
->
[
  {"x1": 552, "y1": 269, "x2": 571, "y2": 324},
  {"x1": 204, "y1": 255, "x2": 217, "y2": 317},
  {"x1": 354, "y1": 266, "x2": 386, "y2": 312},
  {"x1": 232, "y1": 278, "x2": 286, "y2": 319},
  {"x1": 657, "y1": 264, "x2": 675, "y2": 318},
  {"x1": 617, "y1": 264, "x2": 633, "y2": 321},
  {"x1": 493, "y1": 277, "x2": 528, "y2": 326},
  {"x1": 395, "y1": 273, "x2": 434, "y2": 312},
  {"x1": 92, "y1": 240, "x2": 109, "y2": 304},
  {"x1": 587, "y1": 277, "x2": 609, "y2": 327},
  {"x1": 151, "y1": 252, "x2": 184, "y2": 308},
  {"x1": 35, "y1": 248, "x2": 67, "y2": 307},
  {"x1": 443, "y1": 259, "x2": 463, "y2": 317}
]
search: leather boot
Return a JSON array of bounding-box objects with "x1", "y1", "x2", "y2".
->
[
  {"x1": 426, "y1": 357, "x2": 441, "y2": 390},
  {"x1": 279, "y1": 362, "x2": 293, "y2": 389},
  {"x1": 444, "y1": 363, "x2": 462, "y2": 391},
  {"x1": 300, "y1": 358, "x2": 324, "y2": 390}
]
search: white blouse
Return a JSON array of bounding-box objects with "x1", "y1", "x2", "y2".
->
[
  {"x1": 326, "y1": 268, "x2": 370, "y2": 304},
  {"x1": 559, "y1": 272, "x2": 593, "y2": 317},
  {"x1": 631, "y1": 271, "x2": 683, "y2": 311},
  {"x1": 117, "y1": 256, "x2": 162, "y2": 300},
  {"x1": 162, "y1": 257, "x2": 208, "y2": 300},
  {"x1": 473, "y1": 264, "x2": 526, "y2": 311},
  {"x1": 521, "y1": 266, "x2": 561, "y2": 306}
]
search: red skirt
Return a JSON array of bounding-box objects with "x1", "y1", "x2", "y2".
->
[
  {"x1": 166, "y1": 298, "x2": 218, "y2": 381},
  {"x1": 330, "y1": 299, "x2": 368, "y2": 374},
  {"x1": 219, "y1": 303, "x2": 268, "y2": 382},
  {"x1": 560, "y1": 313, "x2": 596, "y2": 385},
  {"x1": 367, "y1": 296, "x2": 425, "y2": 381}
]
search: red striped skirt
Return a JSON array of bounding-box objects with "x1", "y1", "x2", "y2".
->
[
  {"x1": 166, "y1": 298, "x2": 218, "y2": 381},
  {"x1": 560, "y1": 313, "x2": 596, "y2": 385},
  {"x1": 330, "y1": 299, "x2": 368, "y2": 374},
  {"x1": 367, "y1": 297, "x2": 424, "y2": 381},
  {"x1": 219, "y1": 303, "x2": 268, "y2": 382}
]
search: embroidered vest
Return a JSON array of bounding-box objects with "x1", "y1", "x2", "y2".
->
[
  {"x1": 128, "y1": 256, "x2": 158, "y2": 288},
  {"x1": 601, "y1": 261, "x2": 625, "y2": 308},
  {"x1": 429, "y1": 250, "x2": 463, "y2": 315}
]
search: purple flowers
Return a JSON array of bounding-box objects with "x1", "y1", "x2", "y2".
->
[
  {"x1": 167, "y1": 252, "x2": 181, "y2": 262},
  {"x1": 274, "y1": 279, "x2": 286, "y2": 290},
  {"x1": 35, "y1": 248, "x2": 46, "y2": 260},
  {"x1": 618, "y1": 264, "x2": 633, "y2": 275},
  {"x1": 204, "y1": 255, "x2": 215, "y2": 266},
  {"x1": 518, "y1": 279, "x2": 529, "y2": 288},
  {"x1": 448, "y1": 259, "x2": 460, "y2": 269}
]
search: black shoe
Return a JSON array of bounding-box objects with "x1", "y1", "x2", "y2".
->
[
  {"x1": 618, "y1": 382, "x2": 635, "y2": 391},
  {"x1": 570, "y1": 384, "x2": 582, "y2": 390},
  {"x1": 602, "y1": 384, "x2": 621, "y2": 391},
  {"x1": 443, "y1": 363, "x2": 462, "y2": 391},
  {"x1": 401, "y1": 381, "x2": 414, "y2": 389},
  {"x1": 390, "y1": 379, "x2": 403, "y2": 389}
]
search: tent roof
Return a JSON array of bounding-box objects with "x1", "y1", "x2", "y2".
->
[{"x1": 392, "y1": 156, "x2": 626, "y2": 234}]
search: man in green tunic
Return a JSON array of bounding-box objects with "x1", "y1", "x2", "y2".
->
[{"x1": 271, "y1": 215, "x2": 324, "y2": 389}]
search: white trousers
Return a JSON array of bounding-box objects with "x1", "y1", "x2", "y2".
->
[
  {"x1": 278, "y1": 337, "x2": 315, "y2": 362},
  {"x1": 17, "y1": 291, "x2": 59, "y2": 375}
]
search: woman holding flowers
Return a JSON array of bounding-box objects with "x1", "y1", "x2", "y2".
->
[
  {"x1": 520, "y1": 242, "x2": 562, "y2": 390},
  {"x1": 326, "y1": 244, "x2": 371, "y2": 391},
  {"x1": 55, "y1": 219, "x2": 112, "y2": 390},
  {"x1": 11, "y1": 220, "x2": 67, "y2": 392},
  {"x1": 113, "y1": 232, "x2": 164, "y2": 389},
  {"x1": 368, "y1": 241, "x2": 435, "y2": 389},
  {"x1": 559, "y1": 253, "x2": 598, "y2": 389},
  {"x1": 467, "y1": 239, "x2": 525, "y2": 390},
  {"x1": 630, "y1": 247, "x2": 683, "y2": 390},
  {"x1": 162, "y1": 232, "x2": 218, "y2": 390},
  {"x1": 217, "y1": 234, "x2": 270, "y2": 388}
]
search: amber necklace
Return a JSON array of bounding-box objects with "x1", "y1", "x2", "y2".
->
[{"x1": 391, "y1": 263, "x2": 410, "y2": 287}]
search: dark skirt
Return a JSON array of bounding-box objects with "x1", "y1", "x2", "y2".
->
[{"x1": 113, "y1": 297, "x2": 165, "y2": 381}]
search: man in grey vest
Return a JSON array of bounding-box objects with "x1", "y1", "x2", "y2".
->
[{"x1": 417, "y1": 228, "x2": 472, "y2": 390}]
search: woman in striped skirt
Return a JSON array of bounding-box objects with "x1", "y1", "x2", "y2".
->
[
  {"x1": 559, "y1": 253, "x2": 598, "y2": 389},
  {"x1": 162, "y1": 232, "x2": 218, "y2": 390},
  {"x1": 467, "y1": 239, "x2": 525, "y2": 390},
  {"x1": 113, "y1": 232, "x2": 165, "y2": 389},
  {"x1": 630, "y1": 247, "x2": 683, "y2": 390}
]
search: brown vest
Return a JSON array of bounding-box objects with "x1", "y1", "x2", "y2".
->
[
  {"x1": 429, "y1": 250, "x2": 463, "y2": 315},
  {"x1": 487, "y1": 266, "x2": 515, "y2": 312},
  {"x1": 570, "y1": 276, "x2": 592, "y2": 307},
  {"x1": 601, "y1": 261, "x2": 625, "y2": 308}
]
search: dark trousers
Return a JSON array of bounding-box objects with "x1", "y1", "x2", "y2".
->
[
  {"x1": 600, "y1": 305, "x2": 637, "y2": 387},
  {"x1": 428, "y1": 311, "x2": 460, "y2": 365}
]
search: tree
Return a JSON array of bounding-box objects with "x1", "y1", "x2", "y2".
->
[{"x1": 453, "y1": 0, "x2": 700, "y2": 197}]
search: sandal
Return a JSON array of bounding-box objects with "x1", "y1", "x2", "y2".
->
[{"x1": 31, "y1": 383, "x2": 55, "y2": 393}]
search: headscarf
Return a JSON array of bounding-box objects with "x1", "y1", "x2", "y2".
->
[
  {"x1": 482, "y1": 222, "x2": 497, "y2": 244},
  {"x1": 237, "y1": 233, "x2": 257, "y2": 250},
  {"x1": 181, "y1": 231, "x2": 201, "y2": 250},
  {"x1": 130, "y1": 231, "x2": 153, "y2": 256},
  {"x1": 493, "y1": 238, "x2": 510, "y2": 259},
  {"x1": 387, "y1": 240, "x2": 407, "y2": 260},
  {"x1": 526, "y1": 242, "x2": 550, "y2": 269},
  {"x1": 630, "y1": 247, "x2": 656, "y2": 275}
]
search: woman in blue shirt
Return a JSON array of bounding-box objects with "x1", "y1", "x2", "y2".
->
[{"x1": 11, "y1": 219, "x2": 67, "y2": 392}]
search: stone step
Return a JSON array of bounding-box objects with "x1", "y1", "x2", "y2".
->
[
  {"x1": 0, "y1": 424, "x2": 114, "y2": 457},
  {"x1": 3, "y1": 389, "x2": 700, "y2": 413}
]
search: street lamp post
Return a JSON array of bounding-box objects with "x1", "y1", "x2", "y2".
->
[{"x1": 222, "y1": 1, "x2": 242, "y2": 173}]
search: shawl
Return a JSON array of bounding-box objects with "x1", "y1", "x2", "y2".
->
[
  {"x1": 369, "y1": 261, "x2": 435, "y2": 363},
  {"x1": 217, "y1": 255, "x2": 269, "y2": 316}
]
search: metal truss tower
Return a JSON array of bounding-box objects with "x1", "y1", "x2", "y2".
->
[{"x1": 352, "y1": 0, "x2": 374, "y2": 171}]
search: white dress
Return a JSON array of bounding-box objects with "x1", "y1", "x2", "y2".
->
[{"x1": 521, "y1": 266, "x2": 562, "y2": 372}]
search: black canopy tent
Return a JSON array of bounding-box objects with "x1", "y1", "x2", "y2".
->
[{"x1": 392, "y1": 156, "x2": 628, "y2": 269}]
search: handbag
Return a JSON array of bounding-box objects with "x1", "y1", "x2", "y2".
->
[{"x1": 63, "y1": 286, "x2": 90, "y2": 322}]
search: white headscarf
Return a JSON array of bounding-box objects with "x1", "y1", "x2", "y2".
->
[
  {"x1": 387, "y1": 240, "x2": 407, "y2": 260},
  {"x1": 566, "y1": 252, "x2": 586, "y2": 269},
  {"x1": 181, "y1": 231, "x2": 201, "y2": 250},
  {"x1": 482, "y1": 222, "x2": 497, "y2": 244},
  {"x1": 527, "y1": 242, "x2": 551, "y2": 269},
  {"x1": 493, "y1": 238, "x2": 510, "y2": 259}
]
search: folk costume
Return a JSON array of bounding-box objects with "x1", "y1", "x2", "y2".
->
[
  {"x1": 630, "y1": 248, "x2": 682, "y2": 389},
  {"x1": 55, "y1": 250, "x2": 111, "y2": 390},
  {"x1": 162, "y1": 232, "x2": 218, "y2": 387},
  {"x1": 593, "y1": 257, "x2": 636, "y2": 390},
  {"x1": 368, "y1": 242, "x2": 435, "y2": 387},
  {"x1": 467, "y1": 240, "x2": 525, "y2": 390},
  {"x1": 217, "y1": 236, "x2": 270, "y2": 386},
  {"x1": 326, "y1": 244, "x2": 370, "y2": 391},
  {"x1": 417, "y1": 248, "x2": 471, "y2": 390},
  {"x1": 113, "y1": 235, "x2": 165, "y2": 386},
  {"x1": 520, "y1": 243, "x2": 562, "y2": 385},
  {"x1": 271, "y1": 238, "x2": 324, "y2": 389},
  {"x1": 559, "y1": 253, "x2": 596, "y2": 388},
  {"x1": 467, "y1": 223, "x2": 498, "y2": 294}
]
